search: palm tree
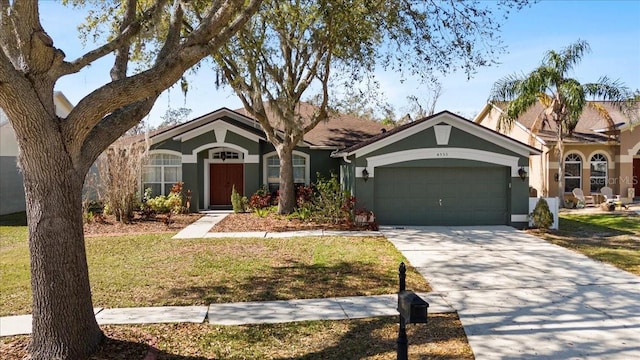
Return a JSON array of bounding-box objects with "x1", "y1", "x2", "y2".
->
[{"x1": 489, "y1": 40, "x2": 635, "y2": 203}]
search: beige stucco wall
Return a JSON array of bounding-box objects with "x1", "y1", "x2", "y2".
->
[
  {"x1": 475, "y1": 106, "x2": 548, "y2": 196},
  {"x1": 619, "y1": 126, "x2": 640, "y2": 198},
  {"x1": 546, "y1": 144, "x2": 620, "y2": 201}
]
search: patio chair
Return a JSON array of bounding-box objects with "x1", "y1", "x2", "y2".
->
[
  {"x1": 600, "y1": 186, "x2": 614, "y2": 201},
  {"x1": 572, "y1": 188, "x2": 595, "y2": 207}
]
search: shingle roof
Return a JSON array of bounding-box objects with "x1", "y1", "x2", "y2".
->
[
  {"x1": 234, "y1": 102, "x2": 391, "y2": 148},
  {"x1": 493, "y1": 101, "x2": 639, "y2": 144}
]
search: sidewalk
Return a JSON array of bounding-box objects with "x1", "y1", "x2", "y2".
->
[
  {"x1": 172, "y1": 211, "x2": 384, "y2": 239},
  {"x1": 0, "y1": 293, "x2": 452, "y2": 337}
]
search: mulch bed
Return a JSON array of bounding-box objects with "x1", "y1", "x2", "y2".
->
[
  {"x1": 83, "y1": 213, "x2": 203, "y2": 237},
  {"x1": 210, "y1": 212, "x2": 361, "y2": 232}
]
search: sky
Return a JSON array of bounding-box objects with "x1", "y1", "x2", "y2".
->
[{"x1": 40, "y1": 0, "x2": 640, "y2": 126}]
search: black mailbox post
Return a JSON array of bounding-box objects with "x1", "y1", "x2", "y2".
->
[{"x1": 397, "y1": 262, "x2": 429, "y2": 360}]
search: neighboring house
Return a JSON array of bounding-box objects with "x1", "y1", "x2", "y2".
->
[
  {"x1": 151, "y1": 106, "x2": 540, "y2": 228},
  {"x1": 474, "y1": 101, "x2": 640, "y2": 203},
  {"x1": 0, "y1": 92, "x2": 74, "y2": 215}
]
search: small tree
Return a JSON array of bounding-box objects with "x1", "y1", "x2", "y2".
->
[
  {"x1": 98, "y1": 139, "x2": 148, "y2": 223},
  {"x1": 530, "y1": 198, "x2": 554, "y2": 231}
]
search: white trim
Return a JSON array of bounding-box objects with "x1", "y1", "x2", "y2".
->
[
  {"x1": 142, "y1": 150, "x2": 183, "y2": 196},
  {"x1": 214, "y1": 127, "x2": 228, "y2": 143},
  {"x1": 151, "y1": 108, "x2": 263, "y2": 144},
  {"x1": 585, "y1": 150, "x2": 614, "y2": 169},
  {"x1": 174, "y1": 120, "x2": 263, "y2": 143},
  {"x1": 262, "y1": 151, "x2": 311, "y2": 186},
  {"x1": 511, "y1": 214, "x2": 529, "y2": 222},
  {"x1": 433, "y1": 125, "x2": 452, "y2": 145},
  {"x1": 363, "y1": 148, "x2": 521, "y2": 177},
  {"x1": 208, "y1": 149, "x2": 244, "y2": 164},
  {"x1": 627, "y1": 141, "x2": 640, "y2": 157},
  {"x1": 352, "y1": 112, "x2": 538, "y2": 158},
  {"x1": 182, "y1": 143, "x2": 258, "y2": 164},
  {"x1": 148, "y1": 149, "x2": 182, "y2": 157},
  {"x1": 203, "y1": 159, "x2": 246, "y2": 209}
]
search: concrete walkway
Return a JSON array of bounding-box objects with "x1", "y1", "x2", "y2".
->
[
  {"x1": 0, "y1": 293, "x2": 452, "y2": 337},
  {"x1": 381, "y1": 225, "x2": 640, "y2": 360},
  {"x1": 172, "y1": 211, "x2": 383, "y2": 239}
]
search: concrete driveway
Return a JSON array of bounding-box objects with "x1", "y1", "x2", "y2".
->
[{"x1": 381, "y1": 225, "x2": 640, "y2": 360}]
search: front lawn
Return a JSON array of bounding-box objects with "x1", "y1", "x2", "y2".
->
[
  {"x1": 535, "y1": 213, "x2": 640, "y2": 275},
  {"x1": 1, "y1": 315, "x2": 473, "y2": 360},
  {"x1": 0, "y1": 228, "x2": 429, "y2": 316}
]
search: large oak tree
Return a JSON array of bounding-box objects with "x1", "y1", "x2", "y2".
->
[
  {"x1": 0, "y1": 1, "x2": 260, "y2": 358},
  {"x1": 213, "y1": 0, "x2": 532, "y2": 214}
]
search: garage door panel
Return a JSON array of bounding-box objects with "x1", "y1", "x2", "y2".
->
[{"x1": 374, "y1": 167, "x2": 507, "y2": 226}]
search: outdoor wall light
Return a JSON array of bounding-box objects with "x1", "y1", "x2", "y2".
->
[
  {"x1": 220, "y1": 152, "x2": 227, "y2": 161},
  {"x1": 518, "y1": 167, "x2": 528, "y2": 181},
  {"x1": 362, "y1": 168, "x2": 369, "y2": 182}
]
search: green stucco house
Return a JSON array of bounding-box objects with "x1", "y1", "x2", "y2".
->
[{"x1": 147, "y1": 106, "x2": 539, "y2": 228}]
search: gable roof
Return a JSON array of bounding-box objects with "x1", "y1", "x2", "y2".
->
[
  {"x1": 335, "y1": 110, "x2": 541, "y2": 158},
  {"x1": 479, "y1": 101, "x2": 639, "y2": 144},
  {"x1": 149, "y1": 107, "x2": 267, "y2": 145},
  {"x1": 234, "y1": 102, "x2": 391, "y2": 148},
  {"x1": 150, "y1": 102, "x2": 391, "y2": 149}
]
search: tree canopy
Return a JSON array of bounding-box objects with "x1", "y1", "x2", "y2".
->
[{"x1": 210, "y1": 0, "x2": 533, "y2": 213}]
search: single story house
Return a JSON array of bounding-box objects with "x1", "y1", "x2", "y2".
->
[
  {"x1": 474, "y1": 102, "x2": 640, "y2": 204},
  {"x1": 0, "y1": 92, "x2": 74, "y2": 215},
  {"x1": 150, "y1": 106, "x2": 540, "y2": 228}
]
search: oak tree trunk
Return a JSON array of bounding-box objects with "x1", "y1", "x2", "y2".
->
[
  {"x1": 19, "y1": 118, "x2": 103, "y2": 359},
  {"x1": 276, "y1": 145, "x2": 296, "y2": 214}
]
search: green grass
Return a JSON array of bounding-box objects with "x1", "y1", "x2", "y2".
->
[
  {"x1": 0, "y1": 228, "x2": 429, "y2": 316},
  {"x1": 535, "y1": 213, "x2": 640, "y2": 275},
  {"x1": 1, "y1": 314, "x2": 473, "y2": 360}
]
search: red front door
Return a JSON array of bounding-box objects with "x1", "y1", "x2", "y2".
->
[
  {"x1": 634, "y1": 159, "x2": 640, "y2": 199},
  {"x1": 210, "y1": 164, "x2": 243, "y2": 206}
]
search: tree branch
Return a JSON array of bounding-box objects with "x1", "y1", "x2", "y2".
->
[
  {"x1": 55, "y1": 0, "x2": 169, "y2": 78},
  {"x1": 79, "y1": 98, "x2": 156, "y2": 173},
  {"x1": 65, "y1": 1, "x2": 262, "y2": 160}
]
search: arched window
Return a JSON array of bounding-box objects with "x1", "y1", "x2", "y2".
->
[
  {"x1": 564, "y1": 153, "x2": 582, "y2": 193},
  {"x1": 590, "y1": 153, "x2": 608, "y2": 193},
  {"x1": 264, "y1": 153, "x2": 308, "y2": 193},
  {"x1": 143, "y1": 153, "x2": 182, "y2": 196}
]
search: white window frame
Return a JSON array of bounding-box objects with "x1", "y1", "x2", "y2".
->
[
  {"x1": 590, "y1": 153, "x2": 608, "y2": 193},
  {"x1": 564, "y1": 153, "x2": 582, "y2": 193},
  {"x1": 142, "y1": 150, "x2": 182, "y2": 196},
  {"x1": 262, "y1": 151, "x2": 310, "y2": 189}
]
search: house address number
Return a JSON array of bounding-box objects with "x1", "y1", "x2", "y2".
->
[{"x1": 436, "y1": 152, "x2": 449, "y2": 157}]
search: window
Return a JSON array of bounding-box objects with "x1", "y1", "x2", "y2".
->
[
  {"x1": 590, "y1": 153, "x2": 608, "y2": 193},
  {"x1": 264, "y1": 153, "x2": 308, "y2": 194},
  {"x1": 143, "y1": 153, "x2": 182, "y2": 196},
  {"x1": 564, "y1": 153, "x2": 582, "y2": 193},
  {"x1": 212, "y1": 150, "x2": 240, "y2": 160}
]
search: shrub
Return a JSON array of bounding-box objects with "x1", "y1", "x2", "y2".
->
[
  {"x1": 312, "y1": 173, "x2": 352, "y2": 224},
  {"x1": 288, "y1": 203, "x2": 314, "y2": 222},
  {"x1": 530, "y1": 198, "x2": 554, "y2": 230},
  {"x1": 231, "y1": 185, "x2": 246, "y2": 213},
  {"x1": 254, "y1": 206, "x2": 274, "y2": 218},
  {"x1": 146, "y1": 193, "x2": 182, "y2": 214},
  {"x1": 249, "y1": 186, "x2": 272, "y2": 209},
  {"x1": 296, "y1": 185, "x2": 314, "y2": 207}
]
